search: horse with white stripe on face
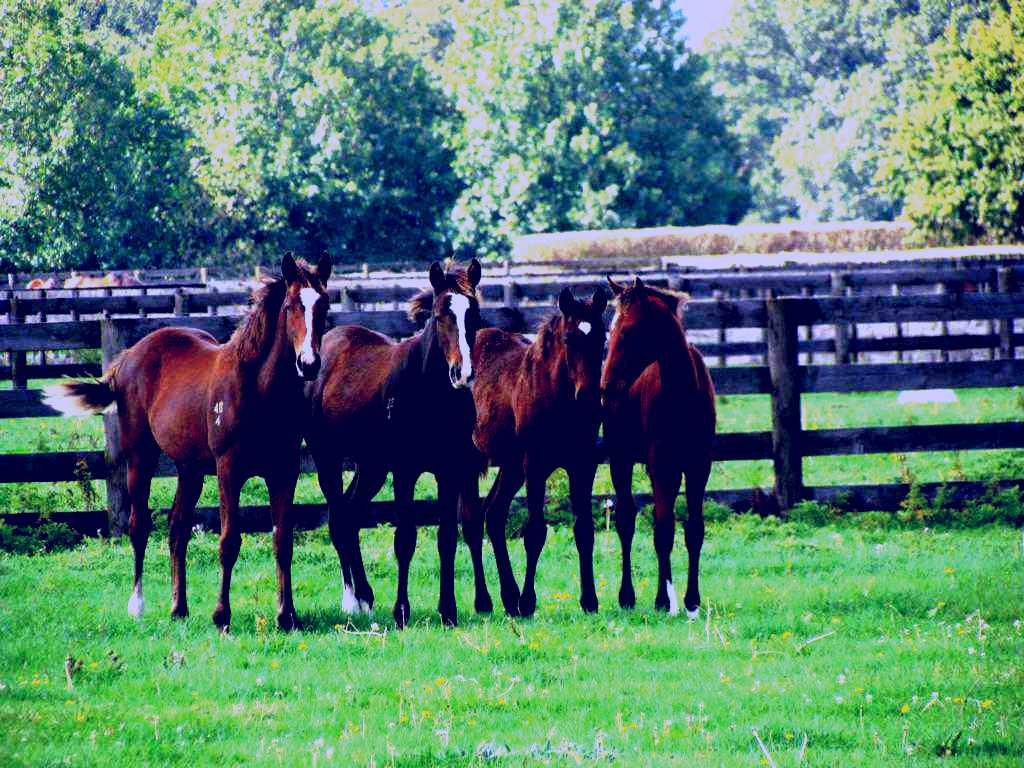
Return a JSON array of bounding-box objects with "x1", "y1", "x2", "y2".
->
[
  {"x1": 305, "y1": 259, "x2": 485, "y2": 628},
  {"x1": 43, "y1": 253, "x2": 332, "y2": 632}
]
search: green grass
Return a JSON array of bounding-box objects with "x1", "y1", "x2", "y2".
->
[
  {"x1": 2, "y1": 387, "x2": 1022, "y2": 514},
  {"x1": 1, "y1": 521, "x2": 1021, "y2": 765}
]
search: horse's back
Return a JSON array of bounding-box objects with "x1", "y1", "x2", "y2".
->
[{"x1": 314, "y1": 325, "x2": 396, "y2": 433}]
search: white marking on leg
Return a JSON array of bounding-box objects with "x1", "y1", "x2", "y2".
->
[
  {"x1": 449, "y1": 293, "x2": 473, "y2": 386},
  {"x1": 341, "y1": 584, "x2": 358, "y2": 613},
  {"x1": 358, "y1": 599, "x2": 371, "y2": 614},
  {"x1": 298, "y1": 287, "x2": 319, "y2": 366},
  {"x1": 127, "y1": 582, "x2": 144, "y2": 618},
  {"x1": 666, "y1": 579, "x2": 679, "y2": 616},
  {"x1": 687, "y1": 605, "x2": 700, "y2": 620},
  {"x1": 578, "y1": 321, "x2": 592, "y2": 335}
]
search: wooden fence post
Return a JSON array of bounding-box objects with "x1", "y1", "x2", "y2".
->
[
  {"x1": 766, "y1": 296, "x2": 803, "y2": 510},
  {"x1": 10, "y1": 294, "x2": 26, "y2": 389},
  {"x1": 891, "y1": 283, "x2": 904, "y2": 363},
  {"x1": 207, "y1": 286, "x2": 219, "y2": 316},
  {"x1": 800, "y1": 285, "x2": 813, "y2": 365},
  {"x1": 831, "y1": 271, "x2": 850, "y2": 364},
  {"x1": 340, "y1": 287, "x2": 356, "y2": 312},
  {"x1": 101, "y1": 317, "x2": 130, "y2": 536},
  {"x1": 174, "y1": 289, "x2": 190, "y2": 317},
  {"x1": 998, "y1": 267, "x2": 1015, "y2": 360},
  {"x1": 936, "y1": 281, "x2": 950, "y2": 362},
  {"x1": 503, "y1": 280, "x2": 518, "y2": 310},
  {"x1": 713, "y1": 290, "x2": 726, "y2": 367}
]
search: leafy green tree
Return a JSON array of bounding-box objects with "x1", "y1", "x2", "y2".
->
[
  {"x1": 136, "y1": 0, "x2": 461, "y2": 265},
  {"x1": 881, "y1": 1, "x2": 1024, "y2": 243},
  {"x1": 439, "y1": 0, "x2": 750, "y2": 258},
  {"x1": 708, "y1": 0, "x2": 995, "y2": 222},
  {"x1": 0, "y1": 0, "x2": 210, "y2": 272}
]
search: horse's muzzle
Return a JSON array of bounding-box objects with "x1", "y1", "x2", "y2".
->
[
  {"x1": 449, "y1": 364, "x2": 473, "y2": 389},
  {"x1": 297, "y1": 355, "x2": 321, "y2": 381}
]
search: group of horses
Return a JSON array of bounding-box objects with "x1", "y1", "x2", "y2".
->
[{"x1": 45, "y1": 254, "x2": 716, "y2": 631}]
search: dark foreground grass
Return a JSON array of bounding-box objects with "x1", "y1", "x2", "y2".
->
[{"x1": 1, "y1": 520, "x2": 1021, "y2": 766}]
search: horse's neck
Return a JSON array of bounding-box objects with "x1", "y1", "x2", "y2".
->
[
  {"x1": 253, "y1": 310, "x2": 298, "y2": 397},
  {"x1": 525, "y1": 323, "x2": 567, "y2": 397},
  {"x1": 653, "y1": 317, "x2": 696, "y2": 391}
]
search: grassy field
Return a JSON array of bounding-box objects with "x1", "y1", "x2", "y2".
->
[
  {"x1": 0, "y1": 519, "x2": 1021, "y2": 766},
  {"x1": 2, "y1": 386, "x2": 1023, "y2": 515}
]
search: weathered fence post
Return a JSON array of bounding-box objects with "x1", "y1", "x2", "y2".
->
[
  {"x1": 998, "y1": 267, "x2": 1015, "y2": 360},
  {"x1": 766, "y1": 296, "x2": 803, "y2": 510},
  {"x1": 10, "y1": 294, "x2": 26, "y2": 389},
  {"x1": 207, "y1": 286, "x2": 219, "y2": 316},
  {"x1": 831, "y1": 271, "x2": 850, "y2": 364},
  {"x1": 173, "y1": 289, "x2": 190, "y2": 317},
  {"x1": 891, "y1": 283, "x2": 904, "y2": 362},
  {"x1": 800, "y1": 285, "x2": 813, "y2": 364},
  {"x1": 340, "y1": 287, "x2": 356, "y2": 312},
  {"x1": 713, "y1": 290, "x2": 726, "y2": 367},
  {"x1": 504, "y1": 280, "x2": 519, "y2": 310},
  {"x1": 101, "y1": 317, "x2": 130, "y2": 536},
  {"x1": 936, "y1": 281, "x2": 950, "y2": 362}
]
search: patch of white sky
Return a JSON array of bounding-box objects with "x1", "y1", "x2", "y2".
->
[{"x1": 673, "y1": 0, "x2": 735, "y2": 50}]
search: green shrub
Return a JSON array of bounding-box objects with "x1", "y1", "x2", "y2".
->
[
  {"x1": 788, "y1": 500, "x2": 838, "y2": 527},
  {"x1": 0, "y1": 520, "x2": 83, "y2": 555}
]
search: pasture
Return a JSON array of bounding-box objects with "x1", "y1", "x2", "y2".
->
[{"x1": 1, "y1": 519, "x2": 1021, "y2": 766}]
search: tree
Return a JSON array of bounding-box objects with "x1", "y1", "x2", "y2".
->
[
  {"x1": 880, "y1": 1, "x2": 1024, "y2": 244},
  {"x1": 708, "y1": 0, "x2": 996, "y2": 222},
  {"x1": 135, "y1": 0, "x2": 461, "y2": 265},
  {"x1": 439, "y1": 0, "x2": 750, "y2": 258},
  {"x1": 0, "y1": 0, "x2": 210, "y2": 272}
]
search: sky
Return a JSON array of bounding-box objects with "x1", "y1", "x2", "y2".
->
[{"x1": 674, "y1": 0, "x2": 735, "y2": 49}]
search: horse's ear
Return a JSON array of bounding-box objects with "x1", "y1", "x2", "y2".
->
[
  {"x1": 607, "y1": 275, "x2": 625, "y2": 296},
  {"x1": 467, "y1": 258, "x2": 482, "y2": 288},
  {"x1": 316, "y1": 252, "x2": 332, "y2": 284},
  {"x1": 429, "y1": 261, "x2": 447, "y2": 294},
  {"x1": 558, "y1": 286, "x2": 576, "y2": 316},
  {"x1": 281, "y1": 252, "x2": 299, "y2": 283},
  {"x1": 633, "y1": 275, "x2": 644, "y2": 290},
  {"x1": 591, "y1": 288, "x2": 607, "y2": 316}
]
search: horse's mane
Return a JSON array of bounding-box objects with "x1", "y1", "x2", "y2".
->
[
  {"x1": 407, "y1": 260, "x2": 481, "y2": 324},
  {"x1": 632, "y1": 284, "x2": 689, "y2": 329},
  {"x1": 231, "y1": 275, "x2": 288, "y2": 363}
]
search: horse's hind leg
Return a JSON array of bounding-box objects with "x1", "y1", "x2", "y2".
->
[
  {"x1": 517, "y1": 463, "x2": 549, "y2": 618},
  {"x1": 458, "y1": 470, "x2": 493, "y2": 615},
  {"x1": 126, "y1": 439, "x2": 159, "y2": 618},
  {"x1": 649, "y1": 458, "x2": 683, "y2": 614},
  {"x1": 569, "y1": 461, "x2": 599, "y2": 613},
  {"x1": 391, "y1": 470, "x2": 418, "y2": 629},
  {"x1": 609, "y1": 457, "x2": 637, "y2": 609},
  {"x1": 683, "y1": 460, "x2": 711, "y2": 619},
  {"x1": 340, "y1": 463, "x2": 387, "y2": 613},
  {"x1": 212, "y1": 455, "x2": 244, "y2": 632},
  {"x1": 168, "y1": 466, "x2": 203, "y2": 618},
  {"x1": 484, "y1": 465, "x2": 524, "y2": 616},
  {"x1": 267, "y1": 468, "x2": 300, "y2": 631}
]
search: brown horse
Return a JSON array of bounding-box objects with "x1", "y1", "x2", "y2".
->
[
  {"x1": 306, "y1": 259, "x2": 484, "y2": 628},
  {"x1": 601, "y1": 276, "x2": 716, "y2": 617},
  {"x1": 464, "y1": 287, "x2": 607, "y2": 616},
  {"x1": 44, "y1": 253, "x2": 332, "y2": 632}
]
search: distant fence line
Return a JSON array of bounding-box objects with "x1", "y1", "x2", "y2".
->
[{"x1": 1, "y1": 285, "x2": 1022, "y2": 536}]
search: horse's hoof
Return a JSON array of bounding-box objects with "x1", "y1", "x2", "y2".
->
[
  {"x1": 580, "y1": 592, "x2": 599, "y2": 614},
  {"x1": 126, "y1": 589, "x2": 144, "y2": 618},
  {"x1": 654, "y1": 594, "x2": 670, "y2": 612},
  {"x1": 501, "y1": 586, "x2": 521, "y2": 617},
  {"x1": 356, "y1": 588, "x2": 374, "y2": 615},
  {"x1": 518, "y1": 590, "x2": 537, "y2": 618},
  {"x1": 169, "y1": 605, "x2": 189, "y2": 620},
  {"x1": 618, "y1": 585, "x2": 636, "y2": 609},
  {"x1": 393, "y1": 602, "x2": 410, "y2": 629},
  {"x1": 685, "y1": 605, "x2": 700, "y2": 620},
  {"x1": 439, "y1": 609, "x2": 458, "y2": 628},
  {"x1": 475, "y1": 591, "x2": 494, "y2": 615},
  {"x1": 277, "y1": 610, "x2": 299, "y2": 632},
  {"x1": 211, "y1": 605, "x2": 231, "y2": 630}
]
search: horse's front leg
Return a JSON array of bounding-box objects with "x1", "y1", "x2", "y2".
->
[
  {"x1": 266, "y1": 468, "x2": 300, "y2": 631},
  {"x1": 568, "y1": 461, "x2": 599, "y2": 613},
  {"x1": 609, "y1": 456, "x2": 637, "y2": 609},
  {"x1": 683, "y1": 461, "x2": 711, "y2": 619},
  {"x1": 458, "y1": 470, "x2": 493, "y2": 615},
  {"x1": 649, "y1": 457, "x2": 683, "y2": 615},
  {"x1": 436, "y1": 475, "x2": 460, "y2": 627},
  {"x1": 518, "y1": 462, "x2": 549, "y2": 618},
  {"x1": 391, "y1": 470, "x2": 418, "y2": 629},
  {"x1": 212, "y1": 455, "x2": 245, "y2": 632}
]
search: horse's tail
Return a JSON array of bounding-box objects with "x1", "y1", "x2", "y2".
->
[{"x1": 43, "y1": 355, "x2": 123, "y2": 416}]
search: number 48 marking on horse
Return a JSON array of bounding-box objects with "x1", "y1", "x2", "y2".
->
[{"x1": 213, "y1": 400, "x2": 224, "y2": 427}]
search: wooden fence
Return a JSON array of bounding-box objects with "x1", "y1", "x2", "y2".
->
[{"x1": 1, "y1": 286, "x2": 1022, "y2": 536}]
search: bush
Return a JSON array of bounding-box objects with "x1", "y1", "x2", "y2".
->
[
  {"x1": 788, "y1": 500, "x2": 839, "y2": 527},
  {"x1": 0, "y1": 520, "x2": 83, "y2": 555}
]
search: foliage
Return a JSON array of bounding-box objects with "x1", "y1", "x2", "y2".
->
[
  {"x1": 708, "y1": 0, "x2": 996, "y2": 223},
  {"x1": 439, "y1": 0, "x2": 750, "y2": 258},
  {"x1": 0, "y1": 519, "x2": 82, "y2": 555},
  {"x1": 0, "y1": 0, "x2": 211, "y2": 272},
  {"x1": 134, "y1": 0, "x2": 461, "y2": 266},
  {"x1": 881, "y1": 1, "x2": 1024, "y2": 245}
]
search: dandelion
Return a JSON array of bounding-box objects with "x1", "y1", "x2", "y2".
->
[
  {"x1": 944, "y1": 566, "x2": 955, "y2": 575},
  {"x1": 781, "y1": 631, "x2": 794, "y2": 640},
  {"x1": 784, "y1": 732, "x2": 794, "y2": 741},
  {"x1": 435, "y1": 677, "x2": 447, "y2": 687},
  {"x1": 900, "y1": 704, "x2": 910, "y2": 714},
  {"x1": 270, "y1": 660, "x2": 281, "y2": 670},
  {"x1": 298, "y1": 641, "x2": 308, "y2": 652},
  {"x1": 528, "y1": 641, "x2": 540, "y2": 651},
  {"x1": 981, "y1": 699, "x2": 994, "y2": 710}
]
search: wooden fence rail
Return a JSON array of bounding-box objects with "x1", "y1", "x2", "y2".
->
[{"x1": 1, "y1": 291, "x2": 1022, "y2": 535}]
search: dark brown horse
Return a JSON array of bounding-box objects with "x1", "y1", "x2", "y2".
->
[
  {"x1": 601, "y1": 276, "x2": 716, "y2": 617},
  {"x1": 464, "y1": 287, "x2": 607, "y2": 616},
  {"x1": 44, "y1": 253, "x2": 332, "y2": 631},
  {"x1": 306, "y1": 260, "x2": 485, "y2": 628}
]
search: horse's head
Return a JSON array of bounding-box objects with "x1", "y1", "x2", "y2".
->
[
  {"x1": 557, "y1": 286, "x2": 608, "y2": 404},
  {"x1": 422, "y1": 258, "x2": 482, "y2": 389},
  {"x1": 601, "y1": 275, "x2": 687, "y2": 414},
  {"x1": 281, "y1": 251, "x2": 332, "y2": 380}
]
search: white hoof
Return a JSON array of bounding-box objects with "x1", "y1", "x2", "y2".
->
[
  {"x1": 666, "y1": 580, "x2": 679, "y2": 616},
  {"x1": 341, "y1": 585, "x2": 359, "y2": 614},
  {"x1": 358, "y1": 599, "x2": 372, "y2": 614},
  {"x1": 686, "y1": 606, "x2": 700, "y2": 620},
  {"x1": 126, "y1": 586, "x2": 144, "y2": 618}
]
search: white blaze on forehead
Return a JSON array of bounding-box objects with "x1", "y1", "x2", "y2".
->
[
  {"x1": 449, "y1": 293, "x2": 473, "y2": 383},
  {"x1": 298, "y1": 287, "x2": 319, "y2": 364},
  {"x1": 578, "y1": 321, "x2": 592, "y2": 336}
]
